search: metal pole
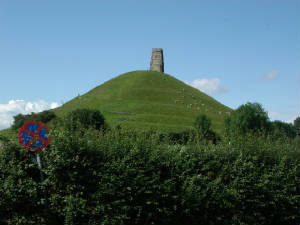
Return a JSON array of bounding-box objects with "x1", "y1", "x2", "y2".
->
[{"x1": 36, "y1": 152, "x2": 44, "y2": 181}]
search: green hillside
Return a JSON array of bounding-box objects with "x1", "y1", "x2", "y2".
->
[{"x1": 53, "y1": 70, "x2": 232, "y2": 133}]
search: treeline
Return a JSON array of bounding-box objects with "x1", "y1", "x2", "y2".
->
[
  {"x1": 169, "y1": 102, "x2": 300, "y2": 144},
  {"x1": 11, "y1": 102, "x2": 300, "y2": 144},
  {"x1": 224, "y1": 102, "x2": 299, "y2": 139},
  {"x1": 12, "y1": 110, "x2": 56, "y2": 129}
]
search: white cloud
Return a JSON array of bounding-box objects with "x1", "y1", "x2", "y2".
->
[
  {"x1": 0, "y1": 100, "x2": 60, "y2": 130},
  {"x1": 262, "y1": 70, "x2": 279, "y2": 80},
  {"x1": 267, "y1": 110, "x2": 298, "y2": 124},
  {"x1": 267, "y1": 110, "x2": 281, "y2": 117},
  {"x1": 185, "y1": 78, "x2": 228, "y2": 95}
]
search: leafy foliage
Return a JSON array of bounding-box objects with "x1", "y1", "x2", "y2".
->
[
  {"x1": 0, "y1": 121, "x2": 299, "y2": 225},
  {"x1": 12, "y1": 110, "x2": 56, "y2": 130},
  {"x1": 63, "y1": 108, "x2": 107, "y2": 131},
  {"x1": 294, "y1": 117, "x2": 300, "y2": 135},
  {"x1": 225, "y1": 102, "x2": 299, "y2": 140},
  {"x1": 194, "y1": 114, "x2": 211, "y2": 136},
  {"x1": 270, "y1": 120, "x2": 297, "y2": 139},
  {"x1": 225, "y1": 102, "x2": 271, "y2": 136},
  {"x1": 193, "y1": 114, "x2": 220, "y2": 144},
  {"x1": 167, "y1": 129, "x2": 193, "y2": 145}
]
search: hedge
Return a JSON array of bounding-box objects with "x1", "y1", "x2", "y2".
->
[{"x1": 0, "y1": 127, "x2": 299, "y2": 225}]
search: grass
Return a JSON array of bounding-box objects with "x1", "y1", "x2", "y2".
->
[{"x1": 53, "y1": 70, "x2": 232, "y2": 133}]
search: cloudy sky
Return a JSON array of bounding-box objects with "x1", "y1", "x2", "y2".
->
[{"x1": 0, "y1": 1, "x2": 299, "y2": 130}]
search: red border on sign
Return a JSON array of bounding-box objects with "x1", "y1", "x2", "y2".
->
[{"x1": 18, "y1": 121, "x2": 50, "y2": 152}]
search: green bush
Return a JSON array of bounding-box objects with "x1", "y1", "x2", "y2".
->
[
  {"x1": 193, "y1": 114, "x2": 220, "y2": 144},
  {"x1": 194, "y1": 114, "x2": 211, "y2": 135},
  {"x1": 0, "y1": 138, "x2": 48, "y2": 225},
  {"x1": 270, "y1": 120, "x2": 297, "y2": 139},
  {"x1": 12, "y1": 110, "x2": 56, "y2": 130},
  {"x1": 0, "y1": 126, "x2": 299, "y2": 225},
  {"x1": 225, "y1": 102, "x2": 271, "y2": 136},
  {"x1": 293, "y1": 117, "x2": 300, "y2": 136},
  {"x1": 167, "y1": 129, "x2": 220, "y2": 145},
  {"x1": 63, "y1": 108, "x2": 106, "y2": 131}
]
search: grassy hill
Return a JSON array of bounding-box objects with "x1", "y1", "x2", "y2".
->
[{"x1": 53, "y1": 70, "x2": 232, "y2": 133}]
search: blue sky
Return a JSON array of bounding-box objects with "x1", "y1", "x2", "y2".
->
[{"x1": 0, "y1": 0, "x2": 299, "y2": 129}]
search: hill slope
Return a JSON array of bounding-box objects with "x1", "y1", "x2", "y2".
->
[{"x1": 53, "y1": 71, "x2": 232, "y2": 133}]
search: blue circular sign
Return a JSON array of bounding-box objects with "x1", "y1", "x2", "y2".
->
[{"x1": 19, "y1": 121, "x2": 50, "y2": 152}]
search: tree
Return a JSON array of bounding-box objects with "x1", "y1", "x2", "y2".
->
[
  {"x1": 11, "y1": 114, "x2": 27, "y2": 129},
  {"x1": 12, "y1": 110, "x2": 56, "y2": 130},
  {"x1": 194, "y1": 114, "x2": 212, "y2": 137},
  {"x1": 37, "y1": 110, "x2": 56, "y2": 123},
  {"x1": 271, "y1": 120, "x2": 296, "y2": 139},
  {"x1": 225, "y1": 102, "x2": 270, "y2": 135},
  {"x1": 293, "y1": 117, "x2": 300, "y2": 135},
  {"x1": 66, "y1": 108, "x2": 106, "y2": 131},
  {"x1": 193, "y1": 114, "x2": 220, "y2": 143}
]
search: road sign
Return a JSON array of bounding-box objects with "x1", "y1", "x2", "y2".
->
[{"x1": 19, "y1": 121, "x2": 50, "y2": 152}]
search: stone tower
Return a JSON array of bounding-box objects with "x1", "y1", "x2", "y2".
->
[{"x1": 150, "y1": 48, "x2": 164, "y2": 73}]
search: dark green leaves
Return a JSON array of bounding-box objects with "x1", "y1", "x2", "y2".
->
[{"x1": 0, "y1": 125, "x2": 299, "y2": 225}]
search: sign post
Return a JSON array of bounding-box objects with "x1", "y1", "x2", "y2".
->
[
  {"x1": 36, "y1": 152, "x2": 43, "y2": 181},
  {"x1": 19, "y1": 121, "x2": 50, "y2": 181}
]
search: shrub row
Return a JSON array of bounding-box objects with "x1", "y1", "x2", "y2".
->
[{"x1": 0, "y1": 127, "x2": 299, "y2": 225}]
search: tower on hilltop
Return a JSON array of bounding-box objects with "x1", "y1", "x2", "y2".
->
[{"x1": 150, "y1": 48, "x2": 164, "y2": 73}]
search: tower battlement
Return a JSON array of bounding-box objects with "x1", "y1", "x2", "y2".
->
[{"x1": 150, "y1": 48, "x2": 164, "y2": 73}]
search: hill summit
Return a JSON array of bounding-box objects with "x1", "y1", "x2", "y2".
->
[{"x1": 54, "y1": 71, "x2": 232, "y2": 133}]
